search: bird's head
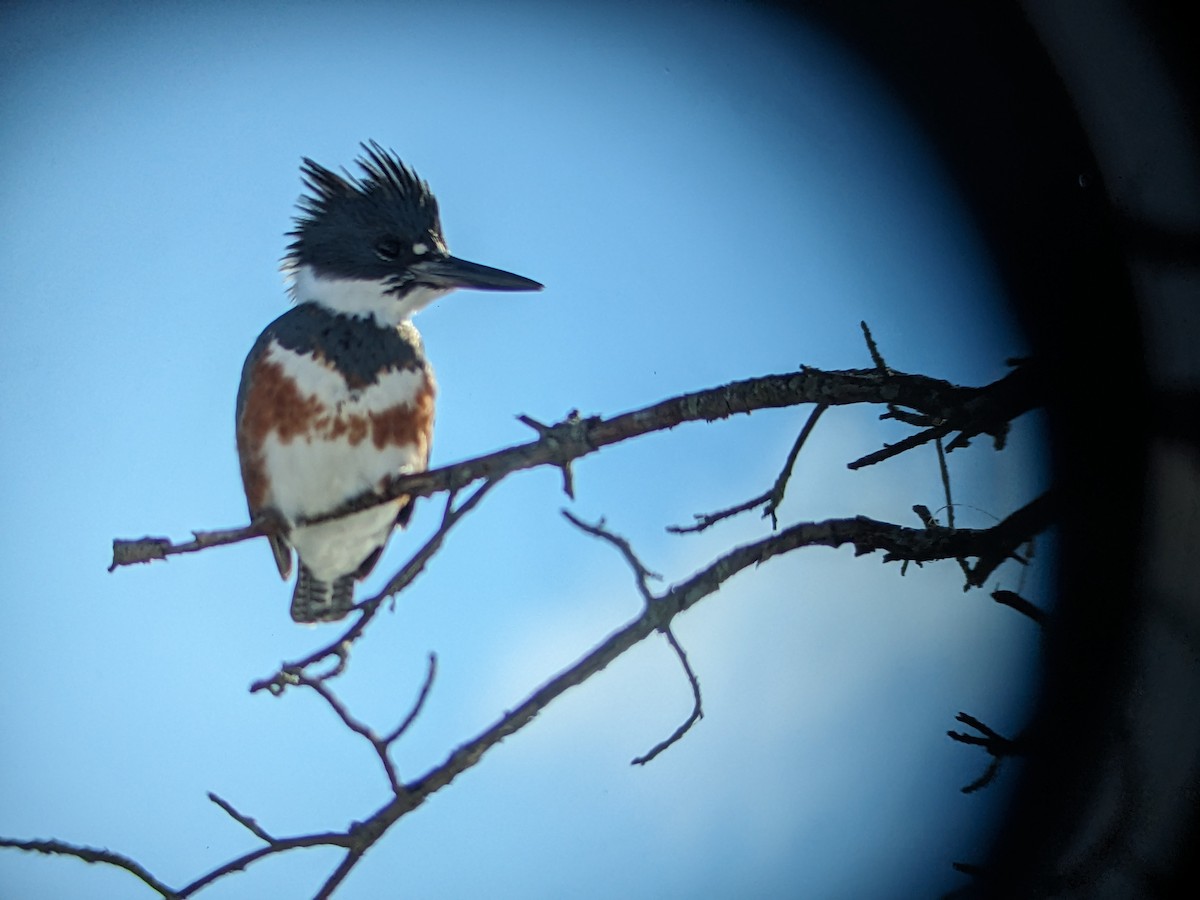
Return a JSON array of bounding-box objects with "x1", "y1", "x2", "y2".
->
[{"x1": 284, "y1": 142, "x2": 542, "y2": 324}]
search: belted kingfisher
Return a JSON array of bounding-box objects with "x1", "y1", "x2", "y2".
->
[{"x1": 236, "y1": 142, "x2": 542, "y2": 623}]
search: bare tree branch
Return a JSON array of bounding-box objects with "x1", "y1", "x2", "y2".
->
[
  {"x1": 248, "y1": 481, "x2": 493, "y2": 696},
  {"x1": 11, "y1": 352, "x2": 1052, "y2": 898},
  {"x1": 933, "y1": 434, "x2": 978, "y2": 585},
  {"x1": 848, "y1": 420, "x2": 956, "y2": 469},
  {"x1": 395, "y1": 495, "x2": 1055, "y2": 808},
  {"x1": 935, "y1": 436, "x2": 956, "y2": 530},
  {"x1": 110, "y1": 363, "x2": 1041, "y2": 569},
  {"x1": 314, "y1": 849, "x2": 365, "y2": 900},
  {"x1": 173, "y1": 832, "x2": 353, "y2": 898},
  {"x1": 9, "y1": 484, "x2": 1055, "y2": 896},
  {"x1": 108, "y1": 523, "x2": 267, "y2": 573},
  {"x1": 961, "y1": 492, "x2": 1049, "y2": 589},
  {"x1": 0, "y1": 837, "x2": 177, "y2": 898},
  {"x1": 561, "y1": 514, "x2": 705, "y2": 764}
]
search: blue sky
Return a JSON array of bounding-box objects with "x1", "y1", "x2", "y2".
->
[{"x1": 1, "y1": 1, "x2": 1050, "y2": 897}]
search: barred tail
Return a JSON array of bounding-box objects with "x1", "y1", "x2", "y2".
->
[{"x1": 291, "y1": 565, "x2": 356, "y2": 623}]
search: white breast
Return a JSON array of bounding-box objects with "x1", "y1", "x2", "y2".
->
[
  {"x1": 259, "y1": 343, "x2": 427, "y2": 517},
  {"x1": 259, "y1": 344, "x2": 430, "y2": 580}
]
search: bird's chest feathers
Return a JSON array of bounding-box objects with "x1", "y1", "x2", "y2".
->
[{"x1": 249, "y1": 341, "x2": 435, "y2": 520}]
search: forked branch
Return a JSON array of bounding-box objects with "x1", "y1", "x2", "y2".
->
[
  {"x1": 669, "y1": 403, "x2": 828, "y2": 533},
  {"x1": 948, "y1": 711, "x2": 1026, "y2": 793}
]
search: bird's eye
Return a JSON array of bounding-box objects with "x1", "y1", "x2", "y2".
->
[{"x1": 375, "y1": 238, "x2": 403, "y2": 261}]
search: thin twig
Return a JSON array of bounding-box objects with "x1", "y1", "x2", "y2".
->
[
  {"x1": 207, "y1": 792, "x2": 276, "y2": 845},
  {"x1": 561, "y1": 510, "x2": 661, "y2": 604},
  {"x1": 848, "y1": 420, "x2": 955, "y2": 470},
  {"x1": 860, "y1": 320, "x2": 888, "y2": 372},
  {"x1": 936, "y1": 436, "x2": 956, "y2": 531},
  {"x1": 296, "y1": 673, "x2": 404, "y2": 796},
  {"x1": 947, "y1": 711, "x2": 1023, "y2": 794},
  {"x1": 670, "y1": 404, "x2": 828, "y2": 534},
  {"x1": 632, "y1": 627, "x2": 704, "y2": 765},
  {"x1": 763, "y1": 403, "x2": 828, "y2": 527},
  {"x1": 369, "y1": 479, "x2": 497, "y2": 602},
  {"x1": 861, "y1": 320, "x2": 907, "y2": 427},
  {"x1": 991, "y1": 590, "x2": 1049, "y2": 627},
  {"x1": 561, "y1": 516, "x2": 707, "y2": 761},
  {"x1": 667, "y1": 492, "x2": 769, "y2": 535},
  {"x1": 173, "y1": 832, "x2": 352, "y2": 898},
  {"x1": 935, "y1": 434, "x2": 975, "y2": 585},
  {"x1": 294, "y1": 653, "x2": 436, "y2": 797},
  {"x1": 384, "y1": 653, "x2": 438, "y2": 744},
  {"x1": 249, "y1": 480, "x2": 496, "y2": 696}
]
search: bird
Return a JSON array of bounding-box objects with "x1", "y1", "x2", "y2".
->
[{"x1": 236, "y1": 142, "x2": 542, "y2": 623}]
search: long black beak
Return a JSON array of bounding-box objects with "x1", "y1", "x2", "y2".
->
[{"x1": 409, "y1": 255, "x2": 543, "y2": 292}]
